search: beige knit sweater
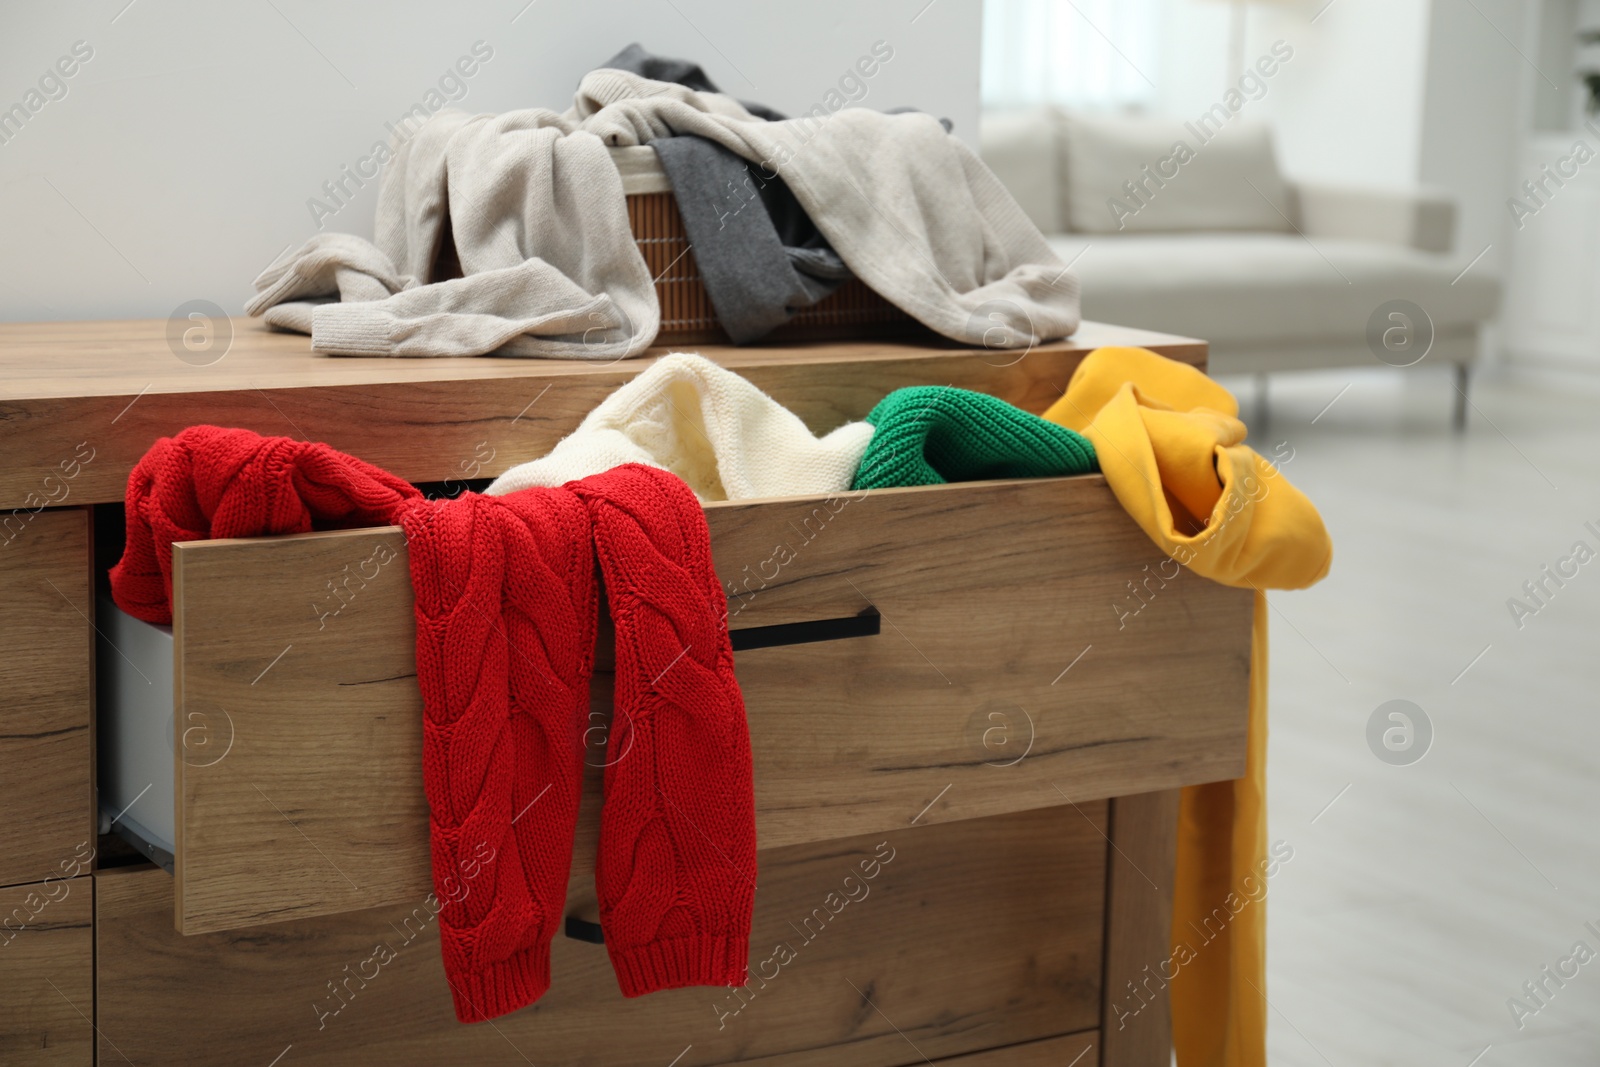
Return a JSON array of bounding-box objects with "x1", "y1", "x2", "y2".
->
[
  {"x1": 247, "y1": 110, "x2": 658, "y2": 360},
  {"x1": 248, "y1": 72, "x2": 1077, "y2": 357}
]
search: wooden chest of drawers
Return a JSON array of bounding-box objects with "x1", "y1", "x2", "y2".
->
[{"x1": 0, "y1": 318, "x2": 1239, "y2": 1066}]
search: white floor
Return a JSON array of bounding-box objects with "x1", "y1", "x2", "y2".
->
[{"x1": 1229, "y1": 364, "x2": 1600, "y2": 1067}]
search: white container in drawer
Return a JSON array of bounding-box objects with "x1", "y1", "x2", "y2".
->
[{"x1": 96, "y1": 594, "x2": 176, "y2": 860}]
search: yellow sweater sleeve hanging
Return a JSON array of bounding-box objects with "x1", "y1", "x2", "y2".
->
[{"x1": 1044, "y1": 346, "x2": 1332, "y2": 1067}]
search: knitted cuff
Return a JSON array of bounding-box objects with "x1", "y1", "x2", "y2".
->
[
  {"x1": 312, "y1": 302, "x2": 398, "y2": 356},
  {"x1": 448, "y1": 940, "x2": 553, "y2": 1023},
  {"x1": 608, "y1": 933, "x2": 750, "y2": 998}
]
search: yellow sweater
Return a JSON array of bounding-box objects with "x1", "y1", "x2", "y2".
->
[{"x1": 1044, "y1": 347, "x2": 1332, "y2": 1067}]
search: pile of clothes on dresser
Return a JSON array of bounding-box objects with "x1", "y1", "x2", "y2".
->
[{"x1": 247, "y1": 44, "x2": 1079, "y2": 359}]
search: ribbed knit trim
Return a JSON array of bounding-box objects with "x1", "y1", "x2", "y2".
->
[
  {"x1": 852, "y1": 385, "x2": 1097, "y2": 490},
  {"x1": 579, "y1": 68, "x2": 647, "y2": 110},
  {"x1": 608, "y1": 933, "x2": 750, "y2": 998},
  {"x1": 449, "y1": 940, "x2": 553, "y2": 1023},
  {"x1": 312, "y1": 302, "x2": 399, "y2": 355}
]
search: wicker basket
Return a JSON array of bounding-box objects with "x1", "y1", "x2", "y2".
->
[{"x1": 613, "y1": 147, "x2": 922, "y2": 346}]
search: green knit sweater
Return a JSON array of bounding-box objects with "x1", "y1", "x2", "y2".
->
[{"x1": 852, "y1": 386, "x2": 1098, "y2": 490}]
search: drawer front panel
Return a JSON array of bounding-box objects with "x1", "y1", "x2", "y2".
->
[
  {"x1": 100, "y1": 806, "x2": 1105, "y2": 1067},
  {"x1": 171, "y1": 477, "x2": 1251, "y2": 933},
  {"x1": 0, "y1": 877, "x2": 94, "y2": 1067},
  {"x1": 0, "y1": 507, "x2": 93, "y2": 889}
]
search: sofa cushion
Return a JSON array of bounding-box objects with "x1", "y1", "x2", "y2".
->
[
  {"x1": 978, "y1": 108, "x2": 1062, "y2": 234},
  {"x1": 1047, "y1": 232, "x2": 1501, "y2": 348},
  {"x1": 1059, "y1": 112, "x2": 1294, "y2": 235}
]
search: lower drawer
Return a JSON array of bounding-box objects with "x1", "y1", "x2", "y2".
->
[
  {"x1": 0, "y1": 877, "x2": 94, "y2": 1067},
  {"x1": 97, "y1": 806, "x2": 1105, "y2": 1067}
]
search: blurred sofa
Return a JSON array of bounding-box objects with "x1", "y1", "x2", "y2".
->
[{"x1": 981, "y1": 108, "x2": 1502, "y2": 426}]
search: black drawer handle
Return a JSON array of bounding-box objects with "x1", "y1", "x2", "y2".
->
[
  {"x1": 565, "y1": 916, "x2": 605, "y2": 944},
  {"x1": 729, "y1": 608, "x2": 881, "y2": 652}
]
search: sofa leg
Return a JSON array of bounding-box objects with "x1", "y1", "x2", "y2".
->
[
  {"x1": 1452, "y1": 364, "x2": 1469, "y2": 432},
  {"x1": 1254, "y1": 373, "x2": 1269, "y2": 431}
]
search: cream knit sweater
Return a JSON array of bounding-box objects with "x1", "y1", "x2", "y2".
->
[
  {"x1": 248, "y1": 72, "x2": 1077, "y2": 357},
  {"x1": 486, "y1": 354, "x2": 872, "y2": 501}
]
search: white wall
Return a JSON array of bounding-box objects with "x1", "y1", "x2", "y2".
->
[
  {"x1": 1252, "y1": 0, "x2": 1434, "y2": 190},
  {"x1": 0, "y1": 0, "x2": 981, "y2": 323},
  {"x1": 1414, "y1": 0, "x2": 1528, "y2": 277},
  {"x1": 1149, "y1": 0, "x2": 1530, "y2": 284},
  {"x1": 1151, "y1": 0, "x2": 1233, "y2": 121},
  {"x1": 1152, "y1": 0, "x2": 1435, "y2": 191}
]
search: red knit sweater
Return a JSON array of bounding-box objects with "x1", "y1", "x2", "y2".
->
[
  {"x1": 112, "y1": 425, "x2": 421, "y2": 625},
  {"x1": 112, "y1": 426, "x2": 755, "y2": 1022}
]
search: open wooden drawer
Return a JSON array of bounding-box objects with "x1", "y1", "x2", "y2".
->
[{"x1": 132, "y1": 474, "x2": 1254, "y2": 936}]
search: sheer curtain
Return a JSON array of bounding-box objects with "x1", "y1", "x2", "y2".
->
[{"x1": 981, "y1": 0, "x2": 1162, "y2": 111}]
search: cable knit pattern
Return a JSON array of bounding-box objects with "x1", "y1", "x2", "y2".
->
[
  {"x1": 109, "y1": 425, "x2": 422, "y2": 625},
  {"x1": 110, "y1": 430, "x2": 755, "y2": 1022},
  {"x1": 851, "y1": 385, "x2": 1098, "y2": 490},
  {"x1": 571, "y1": 465, "x2": 756, "y2": 994},
  {"x1": 398, "y1": 489, "x2": 597, "y2": 1021}
]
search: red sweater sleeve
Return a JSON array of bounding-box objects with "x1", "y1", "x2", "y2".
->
[
  {"x1": 400, "y1": 490, "x2": 597, "y2": 1022},
  {"x1": 571, "y1": 464, "x2": 756, "y2": 996},
  {"x1": 110, "y1": 425, "x2": 420, "y2": 624}
]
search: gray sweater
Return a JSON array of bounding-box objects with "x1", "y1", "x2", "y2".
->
[{"x1": 248, "y1": 70, "x2": 1078, "y2": 357}]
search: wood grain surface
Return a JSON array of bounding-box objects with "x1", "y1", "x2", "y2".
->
[
  {"x1": 0, "y1": 876, "x2": 94, "y2": 1067},
  {"x1": 933, "y1": 1032, "x2": 1100, "y2": 1066},
  {"x1": 0, "y1": 318, "x2": 1204, "y2": 511},
  {"x1": 0, "y1": 508, "x2": 94, "y2": 890},
  {"x1": 101, "y1": 806, "x2": 1106, "y2": 1067},
  {"x1": 1100, "y1": 790, "x2": 1181, "y2": 1067},
  {"x1": 169, "y1": 476, "x2": 1250, "y2": 934}
]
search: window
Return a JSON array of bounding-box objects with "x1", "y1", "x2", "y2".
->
[{"x1": 981, "y1": 0, "x2": 1162, "y2": 111}]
